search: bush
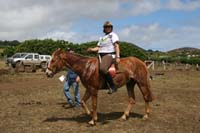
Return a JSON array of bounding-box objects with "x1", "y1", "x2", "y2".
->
[
  {"x1": 180, "y1": 57, "x2": 200, "y2": 64},
  {"x1": 15, "y1": 39, "x2": 70, "y2": 55}
]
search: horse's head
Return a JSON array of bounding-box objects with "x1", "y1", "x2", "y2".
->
[{"x1": 46, "y1": 48, "x2": 65, "y2": 78}]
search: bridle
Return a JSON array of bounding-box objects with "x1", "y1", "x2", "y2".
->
[
  {"x1": 47, "y1": 54, "x2": 63, "y2": 73},
  {"x1": 46, "y1": 67, "x2": 53, "y2": 72}
]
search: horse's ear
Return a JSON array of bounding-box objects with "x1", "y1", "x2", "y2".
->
[
  {"x1": 57, "y1": 48, "x2": 62, "y2": 51},
  {"x1": 57, "y1": 48, "x2": 63, "y2": 53}
]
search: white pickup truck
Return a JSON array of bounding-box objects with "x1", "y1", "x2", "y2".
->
[{"x1": 7, "y1": 53, "x2": 51, "y2": 72}]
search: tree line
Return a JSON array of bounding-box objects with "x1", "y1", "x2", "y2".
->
[
  {"x1": 0, "y1": 40, "x2": 20, "y2": 48},
  {"x1": 1, "y1": 39, "x2": 200, "y2": 64},
  {"x1": 2, "y1": 39, "x2": 147, "y2": 60}
]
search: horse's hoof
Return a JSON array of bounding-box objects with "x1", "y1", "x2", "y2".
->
[
  {"x1": 142, "y1": 114, "x2": 149, "y2": 120},
  {"x1": 87, "y1": 120, "x2": 96, "y2": 126},
  {"x1": 120, "y1": 114, "x2": 128, "y2": 121}
]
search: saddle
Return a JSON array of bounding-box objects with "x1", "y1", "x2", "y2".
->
[{"x1": 108, "y1": 64, "x2": 116, "y2": 78}]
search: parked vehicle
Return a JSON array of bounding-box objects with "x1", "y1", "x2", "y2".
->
[
  {"x1": 6, "y1": 53, "x2": 51, "y2": 72},
  {"x1": 39, "y1": 55, "x2": 51, "y2": 61},
  {"x1": 39, "y1": 55, "x2": 51, "y2": 70},
  {"x1": 6, "y1": 53, "x2": 27, "y2": 65}
]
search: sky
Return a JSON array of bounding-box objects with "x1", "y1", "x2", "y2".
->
[{"x1": 0, "y1": 0, "x2": 200, "y2": 51}]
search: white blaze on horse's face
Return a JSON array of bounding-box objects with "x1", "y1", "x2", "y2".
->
[
  {"x1": 46, "y1": 48, "x2": 62, "y2": 77},
  {"x1": 46, "y1": 56, "x2": 54, "y2": 77},
  {"x1": 46, "y1": 68, "x2": 53, "y2": 77}
]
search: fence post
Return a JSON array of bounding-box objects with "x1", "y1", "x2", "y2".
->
[{"x1": 145, "y1": 60, "x2": 155, "y2": 70}]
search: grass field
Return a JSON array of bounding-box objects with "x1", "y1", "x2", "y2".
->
[
  {"x1": 0, "y1": 65, "x2": 200, "y2": 132},
  {"x1": 0, "y1": 60, "x2": 7, "y2": 69}
]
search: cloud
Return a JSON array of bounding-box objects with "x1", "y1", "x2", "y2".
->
[
  {"x1": 41, "y1": 31, "x2": 76, "y2": 41},
  {"x1": 121, "y1": 0, "x2": 200, "y2": 16},
  {"x1": 0, "y1": 0, "x2": 121, "y2": 40},
  {"x1": 0, "y1": 1, "x2": 49, "y2": 30},
  {"x1": 166, "y1": 0, "x2": 200, "y2": 11},
  {"x1": 119, "y1": 23, "x2": 200, "y2": 51},
  {"x1": 0, "y1": 0, "x2": 200, "y2": 51},
  {"x1": 129, "y1": 0, "x2": 161, "y2": 15},
  {"x1": 41, "y1": 30, "x2": 99, "y2": 43}
]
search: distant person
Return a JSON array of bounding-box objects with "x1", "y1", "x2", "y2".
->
[
  {"x1": 63, "y1": 49, "x2": 81, "y2": 107},
  {"x1": 87, "y1": 21, "x2": 120, "y2": 94}
]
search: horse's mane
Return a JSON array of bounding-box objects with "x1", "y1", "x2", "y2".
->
[{"x1": 66, "y1": 51, "x2": 97, "y2": 60}]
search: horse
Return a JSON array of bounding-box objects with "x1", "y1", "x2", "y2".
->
[{"x1": 46, "y1": 48, "x2": 154, "y2": 126}]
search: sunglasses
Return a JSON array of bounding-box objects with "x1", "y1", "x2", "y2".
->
[{"x1": 103, "y1": 26, "x2": 112, "y2": 28}]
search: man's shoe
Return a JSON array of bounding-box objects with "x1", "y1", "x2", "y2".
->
[
  {"x1": 75, "y1": 104, "x2": 81, "y2": 108},
  {"x1": 69, "y1": 102, "x2": 75, "y2": 107},
  {"x1": 107, "y1": 88, "x2": 117, "y2": 94}
]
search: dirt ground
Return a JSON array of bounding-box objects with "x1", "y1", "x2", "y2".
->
[{"x1": 0, "y1": 69, "x2": 200, "y2": 133}]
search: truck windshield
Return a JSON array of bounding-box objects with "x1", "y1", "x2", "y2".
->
[
  {"x1": 12, "y1": 54, "x2": 21, "y2": 58},
  {"x1": 12, "y1": 53, "x2": 27, "y2": 58},
  {"x1": 21, "y1": 54, "x2": 27, "y2": 57}
]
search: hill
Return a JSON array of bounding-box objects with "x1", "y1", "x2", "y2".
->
[{"x1": 167, "y1": 47, "x2": 200, "y2": 56}]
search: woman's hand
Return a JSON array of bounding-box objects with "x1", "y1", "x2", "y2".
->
[
  {"x1": 87, "y1": 47, "x2": 99, "y2": 52},
  {"x1": 87, "y1": 48, "x2": 92, "y2": 52},
  {"x1": 116, "y1": 57, "x2": 120, "y2": 64}
]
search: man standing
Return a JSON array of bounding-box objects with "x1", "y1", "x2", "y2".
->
[{"x1": 63, "y1": 49, "x2": 81, "y2": 107}]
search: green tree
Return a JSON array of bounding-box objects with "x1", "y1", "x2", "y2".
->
[
  {"x1": 15, "y1": 39, "x2": 70, "y2": 55},
  {"x1": 3, "y1": 46, "x2": 15, "y2": 57},
  {"x1": 2, "y1": 39, "x2": 148, "y2": 61}
]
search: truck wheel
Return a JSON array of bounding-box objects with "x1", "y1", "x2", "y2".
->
[
  {"x1": 15, "y1": 62, "x2": 24, "y2": 72},
  {"x1": 25, "y1": 64, "x2": 36, "y2": 73},
  {"x1": 11, "y1": 64, "x2": 16, "y2": 68},
  {"x1": 40, "y1": 62, "x2": 47, "y2": 71}
]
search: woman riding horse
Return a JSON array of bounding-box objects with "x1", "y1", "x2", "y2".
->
[
  {"x1": 46, "y1": 48, "x2": 154, "y2": 126},
  {"x1": 87, "y1": 21, "x2": 120, "y2": 94}
]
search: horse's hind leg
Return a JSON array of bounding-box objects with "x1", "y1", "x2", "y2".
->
[
  {"x1": 137, "y1": 83, "x2": 152, "y2": 120},
  {"x1": 121, "y1": 80, "x2": 136, "y2": 120}
]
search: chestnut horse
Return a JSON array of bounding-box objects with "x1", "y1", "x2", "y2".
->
[{"x1": 46, "y1": 48, "x2": 154, "y2": 125}]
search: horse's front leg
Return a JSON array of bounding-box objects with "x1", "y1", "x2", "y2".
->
[
  {"x1": 143, "y1": 102, "x2": 150, "y2": 120},
  {"x1": 88, "y1": 94, "x2": 98, "y2": 126},
  {"x1": 81, "y1": 90, "x2": 91, "y2": 115}
]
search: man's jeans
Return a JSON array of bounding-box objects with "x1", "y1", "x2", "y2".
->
[{"x1": 64, "y1": 80, "x2": 81, "y2": 106}]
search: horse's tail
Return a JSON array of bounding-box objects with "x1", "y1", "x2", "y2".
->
[{"x1": 146, "y1": 71, "x2": 155, "y2": 102}]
